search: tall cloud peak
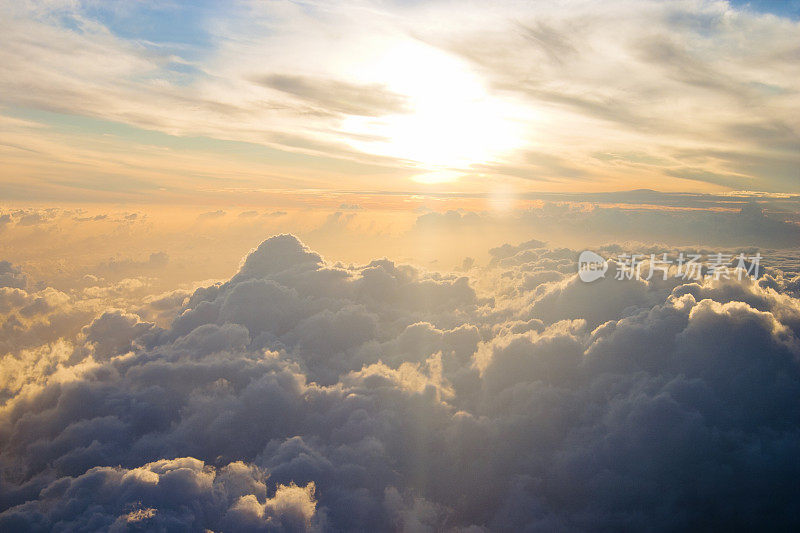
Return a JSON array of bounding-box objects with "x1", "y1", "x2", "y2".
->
[{"x1": 233, "y1": 234, "x2": 323, "y2": 282}]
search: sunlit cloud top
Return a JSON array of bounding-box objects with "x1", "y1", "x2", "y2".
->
[{"x1": 1, "y1": 0, "x2": 798, "y2": 202}]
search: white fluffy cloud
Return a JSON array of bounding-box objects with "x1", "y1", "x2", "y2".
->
[{"x1": 1, "y1": 234, "x2": 799, "y2": 530}]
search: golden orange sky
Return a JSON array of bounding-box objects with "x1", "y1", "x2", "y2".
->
[{"x1": 0, "y1": 0, "x2": 798, "y2": 206}]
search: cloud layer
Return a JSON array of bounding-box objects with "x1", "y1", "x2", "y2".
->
[
  {"x1": 1, "y1": 234, "x2": 799, "y2": 531},
  {"x1": 1, "y1": 0, "x2": 798, "y2": 199}
]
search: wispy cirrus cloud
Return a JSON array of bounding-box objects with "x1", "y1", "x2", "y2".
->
[{"x1": 0, "y1": 0, "x2": 798, "y2": 199}]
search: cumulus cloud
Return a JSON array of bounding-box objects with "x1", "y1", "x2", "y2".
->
[
  {"x1": 0, "y1": 265, "x2": 98, "y2": 402},
  {"x1": 1, "y1": 234, "x2": 799, "y2": 530},
  {"x1": 0, "y1": 458, "x2": 321, "y2": 532}
]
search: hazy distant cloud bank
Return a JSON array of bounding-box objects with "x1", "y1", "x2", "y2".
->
[
  {"x1": 1, "y1": 235, "x2": 800, "y2": 531},
  {"x1": 413, "y1": 199, "x2": 800, "y2": 249}
]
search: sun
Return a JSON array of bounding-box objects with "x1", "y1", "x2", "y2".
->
[{"x1": 341, "y1": 41, "x2": 524, "y2": 181}]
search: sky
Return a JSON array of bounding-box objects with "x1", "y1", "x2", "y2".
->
[
  {"x1": 0, "y1": 0, "x2": 798, "y2": 205},
  {"x1": 2, "y1": 1, "x2": 800, "y2": 531}
]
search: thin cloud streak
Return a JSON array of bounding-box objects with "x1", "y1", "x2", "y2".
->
[{"x1": 0, "y1": 0, "x2": 798, "y2": 198}]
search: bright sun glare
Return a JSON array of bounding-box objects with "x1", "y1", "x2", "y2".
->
[{"x1": 342, "y1": 41, "x2": 524, "y2": 182}]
